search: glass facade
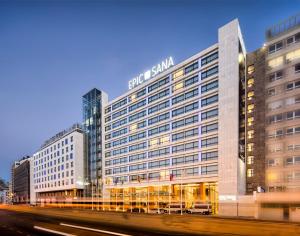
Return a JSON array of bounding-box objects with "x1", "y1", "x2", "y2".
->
[{"x1": 83, "y1": 88, "x2": 108, "y2": 195}]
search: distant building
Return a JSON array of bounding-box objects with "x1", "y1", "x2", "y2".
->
[
  {"x1": 31, "y1": 124, "x2": 85, "y2": 204},
  {"x1": 11, "y1": 156, "x2": 31, "y2": 204}
]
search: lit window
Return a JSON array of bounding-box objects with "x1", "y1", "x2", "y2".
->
[
  {"x1": 286, "y1": 49, "x2": 300, "y2": 62},
  {"x1": 173, "y1": 81, "x2": 184, "y2": 91},
  {"x1": 268, "y1": 56, "x2": 283, "y2": 68},
  {"x1": 149, "y1": 138, "x2": 159, "y2": 147},
  {"x1": 130, "y1": 124, "x2": 137, "y2": 131},
  {"x1": 247, "y1": 143, "x2": 254, "y2": 152},
  {"x1": 247, "y1": 130, "x2": 254, "y2": 139},
  {"x1": 247, "y1": 117, "x2": 254, "y2": 126},
  {"x1": 247, "y1": 169, "x2": 254, "y2": 177},
  {"x1": 247, "y1": 78, "x2": 254, "y2": 88},
  {"x1": 173, "y1": 69, "x2": 184, "y2": 80},
  {"x1": 247, "y1": 156, "x2": 254, "y2": 165},
  {"x1": 247, "y1": 65, "x2": 255, "y2": 75},
  {"x1": 247, "y1": 91, "x2": 254, "y2": 100},
  {"x1": 247, "y1": 104, "x2": 254, "y2": 113},
  {"x1": 160, "y1": 136, "x2": 170, "y2": 144},
  {"x1": 130, "y1": 93, "x2": 137, "y2": 101}
]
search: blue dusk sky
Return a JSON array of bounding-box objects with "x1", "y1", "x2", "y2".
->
[{"x1": 0, "y1": 0, "x2": 298, "y2": 181}]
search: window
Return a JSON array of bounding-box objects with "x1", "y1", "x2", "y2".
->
[
  {"x1": 201, "y1": 51, "x2": 218, "y2": 66},
  {"x1": 112, "y1": 127, "x2": 128, "y2": 138},
  {"x1": 201, "y1": 66, "x2": 218, "y2": 80},
  {"x1": 268, "y1": 56, "x2": 283, "y2": 68},
  {"x1": 201, "y1": 137, "x2": 218, "y2": 147},
  {"x1": 201, "y1": 151, "x2": 218, "y2": 161},
  {"x1": 173, "y1": 69, "x2": 184, "y2": 80},
  {"x1": 112, "y1": 118, "x2": 127, "y2": 129},
  {"x1": 148, "y1": 172, "x2": 160, "y2": 180},
  {"x1": 296, "y1": 63, "x2": 300, "y2": 73},
  {"x1": 148, "y1": 124, "x2": 170, "y2": 136},
  {"x1": 286, "y1": 49, "x2": 300, "y2": 62},
  {"x1": 184, "y1": 61, "x2": 198, "y2": 74},
  {"x1": 148, "y1": 159, "x2": 170, "y2": 169},
  {"x1": 112, "y1": 137, "x2": 127, "y2": 147},
  {"x1": 148, "y1": 112, "x2": 170, "y2": 126},
  {"x1": 172, "y1": 89, "x2": 198, "y2": 105},
  {"x1": 129, "y1": 110, "x2": 146, "y2": 122},
  {"x1": 129, "y1": 163, "x2": 147, "y2": 172},
  {"x1": 247, "y1": 65, "x2": 255, "y2": 75},
  {"x1": 172, "y1": 102, "x2": 198, "y2": 117},
  {"x1": 184, "y1": 75, "x2": 199, "y2": 87},
  {"x1": 129, "y1": 153, "x2": 146, "y2": 162},
  {"x1": 148, "y1": 147, "x2": 169, "y2": 158},
  {"x1": 112, "y1": 98, "x2": 127, "y2": 111},
  {"x1": 129, "y1": 131, "x2": 146, "y2": 142},
  {"x1": 201, "y1": 95, "x2": 218, "y2": 107},
  {"x1": 185, "y1": 167, "x2": 199, "y2": 176},
  {"x1": 269, "y1": 70, "x2": 283, "y2": 82},
  {"x1": 129, "y1": 142, "x2": 147, "y2": 152},
  {"x1": 247, "y1": 156, "x2": 254, "y2": 165},
  {"x1": 247, "y1": 91, "x2": 254, "y2": 100},
  {"x1": 268, "y1": 41, "x2": 283, "y2": 54},
  {"x1": 201, "y1": 165, "x2": 218, "y2": 175},
  {"x1": 112, "y1": 108, "x2": 127, "y2": 120},
  {"x1": 172, "y1": 115, "x2": 198, "y2": 129},
  {"x1": 247, "y1": 78, "x2": 254, "y2": 88},
  {"x1": 201, "y1": 123, "x2": 218, "y2": 134},
  {"x1": 148, "y1": 100, "x2": 169, "y2": 115},
  {"x1": 129, "y1": 99, "x2": 146, "y2": 112},
  {"x1": 201, "y1": 108, "x2": 218, "y2": 120},
  {"x1": 148, "y1": 77, "x2": 169, "y2": 92},
  {"x1": 148, "y1": 89, "x2": 169, "y2": 103},
  {"x1": 201, "y1": 80, "x2": 218, "y2": 93},
  {"x1": 247, "y1": 169, "x2": 254, "y2": 177}
]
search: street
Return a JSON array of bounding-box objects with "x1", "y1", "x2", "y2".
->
[
  {"x1": 0, "y1": 208, "x2": 196, "y2": 236},
  {"x1": 1, "y1": 205, "x2": 300, "y2": 236}
]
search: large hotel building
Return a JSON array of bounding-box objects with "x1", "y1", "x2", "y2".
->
[
  {"x1": 102, "y1": 19, "x2": 246, "y2": 216},
  {"x1": 26, "y1": 14, "x2": 300, "y2": 219}
]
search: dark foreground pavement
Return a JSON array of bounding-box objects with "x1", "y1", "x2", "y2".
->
[
  {"x1": 0, "y1": 208, "x2": 197, "y2": 236},
  {"x1": 1, "y1": 205, "x2": 300, "y2": 236}
]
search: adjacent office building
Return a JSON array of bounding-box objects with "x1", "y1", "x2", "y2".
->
[
  {"x1": 82, "y1": 88, "x2": 108, "y2": 196},
  {"x1": 31, "y1": 124, "x2": 85, "y2": 203},
  {"x1": 245, "y1": 14, "x2": 300, "y2": 194},
  {"x1": 102, "y1": 19, "x2": 246, "y2": 216}
]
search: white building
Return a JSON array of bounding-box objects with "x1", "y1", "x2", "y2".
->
[
  {"x1": 102, "y1": 19, "x2": 246, "y2": 216},
  {"x1": 31, "y1": 124, "x2": 85, "y2": 204}
]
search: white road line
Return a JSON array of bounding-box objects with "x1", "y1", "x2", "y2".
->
[
  {"x1": 34, "y1": 226, "x2": 76, "y2": 236},
  {"x1": 60, "y1": 223, "x2": 132, "y2": 236}
]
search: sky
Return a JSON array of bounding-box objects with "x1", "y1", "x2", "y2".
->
[{"x1": 0, "y1": 0, "x2": 298, "y2": 181}]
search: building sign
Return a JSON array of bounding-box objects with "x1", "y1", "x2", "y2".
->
[{"x1": 128, "y1": 56, "x2": 174, "y2": 90}]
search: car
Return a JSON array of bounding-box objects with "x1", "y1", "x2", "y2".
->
[{"x1": 186, "y1": 204, "x2": 212, "y2": 215}]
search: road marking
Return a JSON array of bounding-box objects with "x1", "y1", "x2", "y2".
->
[
  {"x1": 34, "y1": 226, "x2": 76, "y2": 236},
  {"x1": 60, "y1": 223, "x2": 132, "y2": 236}
]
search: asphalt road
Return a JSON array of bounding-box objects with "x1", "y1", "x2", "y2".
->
[{"x1": 0, "y1": 209, "x2": 198, "y2": 236}]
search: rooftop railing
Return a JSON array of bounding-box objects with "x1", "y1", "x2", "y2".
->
[{"x1": 266, "y1": 13, "x2": 300, "y2": 41}]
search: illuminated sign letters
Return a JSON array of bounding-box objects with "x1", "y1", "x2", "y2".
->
[{"x1": 128, "y1": 56, "x2": 174, "y2": 90}]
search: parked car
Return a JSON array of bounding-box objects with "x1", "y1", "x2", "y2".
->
[
  {"x1": 186, "y1": 203, "x2": 212, "y2": 215},
  {"x1": 164, "y1": 204, "x2": 185, "y2": 214}
]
